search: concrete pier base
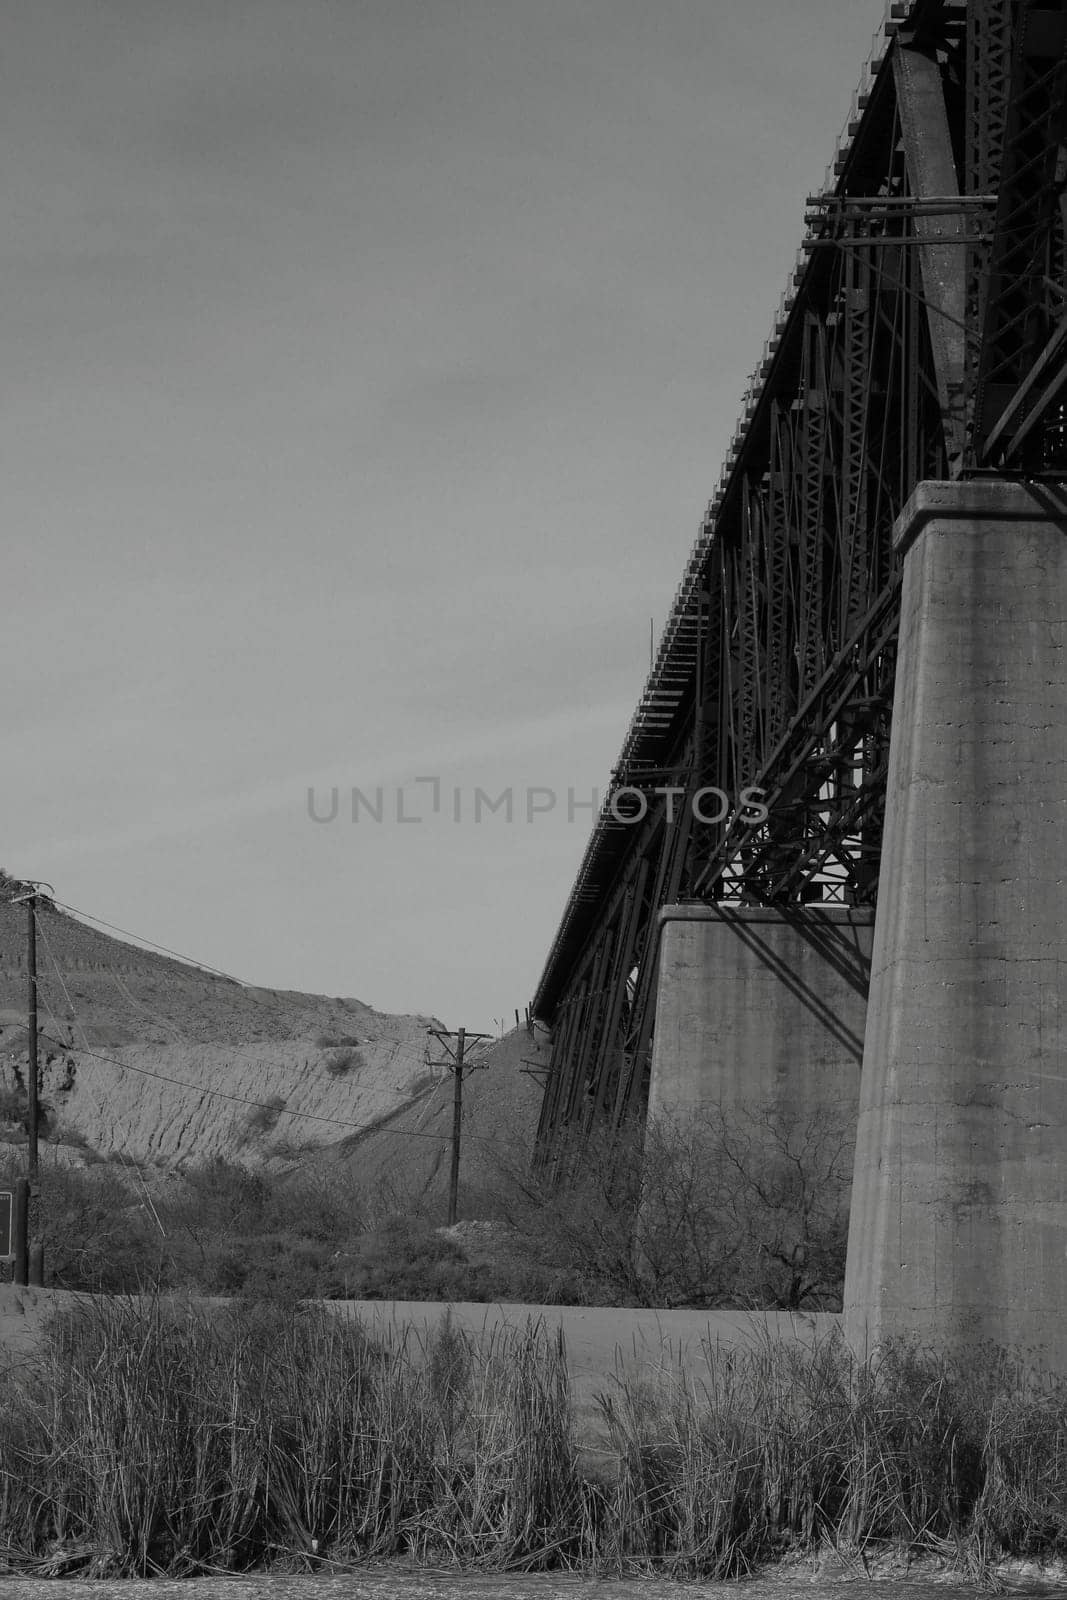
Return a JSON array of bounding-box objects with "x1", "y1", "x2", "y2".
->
[
  {"x1": 648, "y1": 904, "x2": 873, "y2": 1132},
  {"x1": 844, "y1": 479, "x2": 1067, "y2": 1370}
]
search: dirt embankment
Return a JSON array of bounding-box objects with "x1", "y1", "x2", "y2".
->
[{"x1": 0, "y1": 886, "x2": 444, "y2": 1167}]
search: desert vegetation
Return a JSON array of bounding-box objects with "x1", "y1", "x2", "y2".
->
[
  {"x1": 1, "y1": 1295, "x2": 1066, "y2": 1578},
  {"x1": 322, "y1": 1046, "x2": 363, "y2": 1077},
  {"x1": 0, "y1": 1104, "x2": 851, "y2": 1306},
  {"x1": 2, "y1": 1108, "x2": 1066, "y2": 1584},
  {"x1": 492, "y1": 1106, "x2": 852, "y2": 1311}
]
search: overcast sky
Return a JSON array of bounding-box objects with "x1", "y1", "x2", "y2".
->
[{"x1": 6, "y1": 0, "x2": 887, "y2": 1031}]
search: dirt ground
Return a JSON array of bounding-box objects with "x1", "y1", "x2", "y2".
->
[{"x1": 0, "y1": 1566, "x2": 1033, "y2": 1599}]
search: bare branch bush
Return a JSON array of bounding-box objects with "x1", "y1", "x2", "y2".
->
[
  {"x1": 641, "y1": 1103, "x2": 852, "y2": 1309},
  {"x1": 481, "y1": 1101, "x2": 852, "y2": 1309}
]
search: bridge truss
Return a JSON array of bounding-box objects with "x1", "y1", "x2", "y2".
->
[{"x1": 531, "y1": 0, "x2": 1067, "y2": 1165}]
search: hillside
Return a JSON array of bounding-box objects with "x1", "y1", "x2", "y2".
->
[
  {"x1": 322, "y1": 1022, "x2": 549, "y2": 1217},
  {"x1": 0, "y1": 872, "x2": 454, "y2": 1169}
]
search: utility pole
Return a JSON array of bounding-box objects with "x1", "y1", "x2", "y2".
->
[
  {"x1": 26, "y1": 889, "x2": 39, "y2": 1180},
  {"x1": 11, "y1": 881, "x2": 50, "y2": 1287},
  {"x1": 449, "y1": 1028, "x2": 465, "y2": 1228},
  {"x1": 427, "y1": 1026, "x2": 491, "y2": 1226}
]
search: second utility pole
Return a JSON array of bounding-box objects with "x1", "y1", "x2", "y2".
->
[
  {"x1": 449, "y1": 1028, "x2": 466, "y2": 1228},
  {"x1": 427, "y1": 1026, "x2": 491, "y2": 1226}
]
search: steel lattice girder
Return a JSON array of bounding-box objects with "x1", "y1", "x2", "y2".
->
[{"x1": 531, "y1": 0, "x2": 1067, "y2": 1162}]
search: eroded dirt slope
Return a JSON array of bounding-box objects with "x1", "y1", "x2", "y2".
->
[{"x1": 0, "y1": 875, "x2": 440, "y2": 1166}]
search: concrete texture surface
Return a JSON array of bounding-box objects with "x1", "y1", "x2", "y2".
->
[
  {"x1": 844, "y1": 478, "x2": 1067, "y2": 1369},
  {"x1": 648, "y1": 904, "x2": 872, "y2": 1131}
]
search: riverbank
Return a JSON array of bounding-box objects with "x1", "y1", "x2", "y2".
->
[
  {"x1": 4, "y1": 1291, "x2": 1067, "y2": 1583},
  {"x1": 6, "y1": 1552, "x2": 1067, "y2": 1595}
]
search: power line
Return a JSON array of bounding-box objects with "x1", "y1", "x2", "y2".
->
[
  {"x1": 44, "y1": 891, "x2": 452, "y2": 1077},
  {"x1": 14, "y1": 887, "x2": 519, "y2": 1158},
  {"x1": 32, "y1": 912, "x2": 167, "y2": 1235},
  {"x1": 48, "y1": 898, "x2": 254, "y2": 986},
  {"x1": 35, "y1": 1030, "x2": 457, "y2": 1142},
  {"x1": 34, "y1": 896, "x2": 515, "y2": 1074},
  {"x1": 29, "y1": 899, "x2": 443, "y2": 1089}
]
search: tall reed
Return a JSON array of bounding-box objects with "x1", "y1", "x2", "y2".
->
[
  {"x1": 0, "y1": 1297, "x2": 589, "y2": 1575},
  {"x1": 596, "y1": 1331, "x2": 1067, "y2": 1577},
  {"x1": 2, "y1": 1297, "x2": 1067, "y2": 1578}
]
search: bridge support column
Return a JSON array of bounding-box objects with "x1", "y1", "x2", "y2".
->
[
  {"x1": 648, "y1": 905, "x2": 872, "y2": 1133},
  {"x1": 844, "y1": 479, "x2": 1067, "y2": 1369}
]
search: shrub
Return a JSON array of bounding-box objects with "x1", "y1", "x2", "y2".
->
[
  {"x1": 173, "y1": 1157, "x2": 271, "y2": 1232},
  {"x1": 280, "y1": 1166, "x2": 363, "y2": 1244},
  {"x1": 484, "y1": 1105, "x2": 851, "y2": 1310},
  {"x1": 337, "y1": 1219, "x2": 468, "y2": 1300},
  {"x1": 150, "y1": 1159, "x2": 365, "y2": 1300},
  {"x1": 0, "y1": 1153, "x2": 169, "y2": 1293},
  {"x1": 245, "y1": 1095, "x2": 286, "y2": 1137},
  {"x1": 0, "y1": 1086, "x2": 25, "y2": 1124},
  {"x1": 211, "y1": 1236, "x2": 338, "y2": 1302},
  {"x1": 323, "y1": 1047, "x2": 363, "y2": 1078},
  {"x1": 632, "y1": 1104, "x2": 851, "y2": 1310}
]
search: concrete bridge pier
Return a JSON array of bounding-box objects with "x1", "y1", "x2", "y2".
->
[
  {"x1": 844, "y1": 479, "x2": 1067, "y2": 1370},
  {"x1": 648, "y1": 904, "x2": 872, "y2": 1136}
]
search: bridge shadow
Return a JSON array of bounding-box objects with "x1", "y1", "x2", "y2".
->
[{"x1": 708, "y1": 904, "x2": 871, "y2": 1063}]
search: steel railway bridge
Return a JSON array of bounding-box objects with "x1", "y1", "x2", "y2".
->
[{"x1": 530, "y1": 0, "x2": 1067, "y2": 1166}]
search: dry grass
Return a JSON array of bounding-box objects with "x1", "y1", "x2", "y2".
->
[
  {"x1": 595, "y1": 1333, "x2": 1067, "y2": 1576},
  {"x1": 2, "y1": 1298, "x2": 1067, "y2": 1580},
  {"x1": 0, "y1": 1296, "x2": 593, "y2": 1576}
]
